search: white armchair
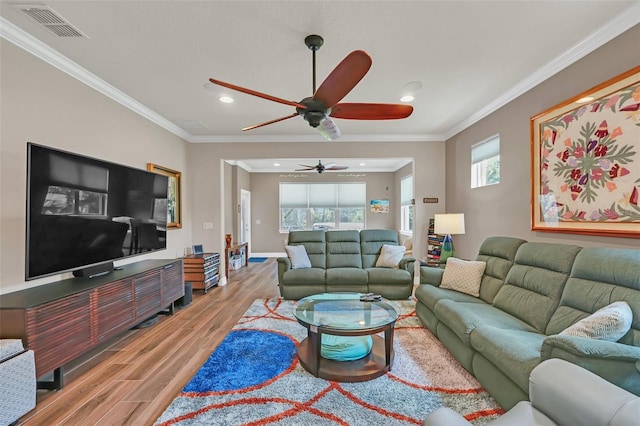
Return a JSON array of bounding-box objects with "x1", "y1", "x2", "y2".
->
[
  {"x1": 423, "y1": 358, "x2": 640, "y2": 426},
  {"x1": 0, "y1": 340, "x2": 36, "y2": 425}
]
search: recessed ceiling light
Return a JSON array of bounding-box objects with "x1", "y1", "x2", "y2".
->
[
  {"x1": 274, "y1": 163, "x2": 280, "y2": 166},
  {"x1": 219, "y1": 95, "x2": 234, "y2": 103},
  {"x1": 403, "y1": 81, "x2": 423, "y2": 92},
  {"x1": 360, "y1": 163, "x2": 366, "y2": 166},
  {"x1": 576, "y1": 96, "x2": 594, "y2": 104},
  {"x1": 400, "y1": 95, "x2": 414, "y2": 103}
]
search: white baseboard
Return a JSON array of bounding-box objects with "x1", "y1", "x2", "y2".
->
[{"x1": 250, "y1": 252, "x2": 285, "y2": 258}]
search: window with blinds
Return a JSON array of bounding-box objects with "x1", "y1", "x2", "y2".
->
[
  {"x1": 280, "y1": 183, "x2": 366, "y2": 231},
  {"x1": 471, "y1": 134, "x2": 501, "y2": 188},
  {"x1": 41, "y1": 153, "x2": 109, "y2": 215},
  {"x1": 400, "y1": 175, "x2": 413, "y2": 233}
]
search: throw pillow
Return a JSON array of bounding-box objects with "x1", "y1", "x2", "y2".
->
[
  {"x1": 439, "y1": 257, "x2": 487, "y2": 297},
  {"x1": 559, "y1": 301, "x2": 633, "y2": 342},
  {"x1": 285, "y1": 245, "x2": 312, "y2": 269},
  {"x1": 375, "y1": 244, "x2": 406, "y2": 268}
]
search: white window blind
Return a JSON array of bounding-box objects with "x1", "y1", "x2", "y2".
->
[
  {"x1": 471, "y1": 134, "x2": 501, "y2": 188},
  {"x1": 280, "y1": 183, "x2": 308, "y2": 208},
  {"x1": 401, "y1": 175, "x2": 413, "y2": 206},
  {"x1": 472, "y1": 136, "x2": 500, "y2": 164},
  {"x1": 309, "y1": 183, "x2": 337, "y2": 207},
  {"x1": 339, "y1": 183, "x2": 366, "y2": 208}
]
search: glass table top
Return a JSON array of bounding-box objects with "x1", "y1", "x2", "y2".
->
[{"x1": 294, "y1": 293, "x2": 398, "y2": 331}]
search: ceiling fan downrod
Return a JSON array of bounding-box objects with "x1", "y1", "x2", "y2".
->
[{"x1": 305, "y1": 34, "x2": 324, "y2": 94}]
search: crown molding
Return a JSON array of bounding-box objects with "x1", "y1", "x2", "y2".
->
[
  {"x1": 188, "y1": 133, "x2": 443, "y2": 143},
  {"x1": 0, "y1": 17, "x2": 192, "y2": 141},
  {"x1": 3, "y1": 2, "x2": 639, "y2": 145},
  {"x1": 443, "y1": 2, "x2": 640, "y2": 140}
]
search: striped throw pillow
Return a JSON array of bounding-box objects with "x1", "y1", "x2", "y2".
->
[{"x1": 560, "y1": 301, "x2": 633, "y2": 342}]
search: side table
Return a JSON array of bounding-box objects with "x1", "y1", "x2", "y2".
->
[{"x1": 225, "y1": 242, "x2": 248, "y2": 278}]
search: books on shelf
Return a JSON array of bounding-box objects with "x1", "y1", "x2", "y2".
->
[{"x1": 426, "y1": 218, "x2": 445, "y2": 266}]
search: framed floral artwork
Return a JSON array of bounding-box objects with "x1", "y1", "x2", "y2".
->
[{"x1": 530, "y1": 66, "x2": 639, "y2": 238}]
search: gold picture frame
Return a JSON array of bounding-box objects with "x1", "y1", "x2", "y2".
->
[
  {"x1": 530, "y1": 66, "x2": 640, "y2": 238},
  {"x1": 147, "y1": 163, "x2": 182, "y2": 229}
]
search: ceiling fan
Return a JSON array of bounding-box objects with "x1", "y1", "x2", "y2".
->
[
  {"x1": 295, "y1": 160, "x2": 348, "y2": 174},
  {"x1": 208, "y1": 34, "x2": 413, "y2": 140}
]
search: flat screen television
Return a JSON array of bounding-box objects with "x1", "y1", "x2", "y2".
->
[{"x1": 26, "y1": 142, "x2": 169, "y2": 280}]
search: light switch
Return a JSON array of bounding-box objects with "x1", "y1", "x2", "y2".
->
[
  {"x1": 256, "y1": 219, "x2": 261, "y2": 224},
  {"x1": 203, "y1": 222, "x2": 213, "y2": 230}
]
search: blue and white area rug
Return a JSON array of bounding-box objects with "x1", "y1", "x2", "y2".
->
[{"x1": 155, "y1": 298, "x2": 503, "y2": 425}]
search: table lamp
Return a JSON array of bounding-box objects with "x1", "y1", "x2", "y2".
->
[{"x1": 434, "y1": 213, "x2": 465, "y2": 264}]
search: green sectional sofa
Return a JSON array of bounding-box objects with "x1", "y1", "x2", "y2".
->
[
  {"x1": 416, "y1": 236, "x2": 640, "y2": 410},
  {"x1": 277, "y1": 229, "x2": 415, "y2": 300}
]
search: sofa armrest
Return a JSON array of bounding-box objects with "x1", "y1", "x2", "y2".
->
[
  {"x1": 528, "y1": 358, "x2": 640, "y2": 426},
  {"x1": 399, "y1": 256, "x2": 415, "y2": 271},
  {"x1": 419, "y1": 266, "x2": 444, "y2": 286},
  {"x1": 422, "y1": 407, "x2": 472, "y2": 426},
  {"x1": 276, "y1": 257, "x2": 291, "y2": 283},
  {"x1": 541, "y1": 334, "x2": 640, "y2": 395}
]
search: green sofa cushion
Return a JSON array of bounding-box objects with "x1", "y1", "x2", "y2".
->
[
  {"x1": 546, "y1": 248, "x2": 640, "y2": 346},
  {"x1": 326, "y1": 267, "x2": 369, "y2": 285},
  {"x1": 475, "y1": 236, "x2": 527, "y2": 303},
  {"x1": 365, "y1": 267, "x2": 411, "y2": 285},
  {"x1": 434, "y1": 300, "x2": 536, "y2": 345},
  {"x1": 415, "y1": 284, "x2": 485, "y2": 312},
  {"x1": 281, "y1": 267, "x2": 326, "y2": 285},
  {"x1": 470, "y1": 325, "x2": 544, "y2": 393},
  {"x1": 360, "y1": 229, "x2": 399, "y2": 268},
  {"x1": 326, "y1": 230, "x2": 362, "y2": 269},
  {"x1": 288, "y1": 230, "x2": 326, "y2": 269},
  {"x1": 493, "y1": 242, "x2": 582, "y2": 332}
]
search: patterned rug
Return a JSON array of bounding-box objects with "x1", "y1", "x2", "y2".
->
[{"x1": 155, "y1": 298, "x2": 503, "y2": 425}]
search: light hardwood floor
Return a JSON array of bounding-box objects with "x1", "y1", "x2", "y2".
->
[{"x1": 19, "y1": 258, "x2": 281, "y2": 425}]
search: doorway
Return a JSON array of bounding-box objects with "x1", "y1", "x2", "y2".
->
[{"x1": 240, "y1": 189, "x2": 251, "y2": 255}]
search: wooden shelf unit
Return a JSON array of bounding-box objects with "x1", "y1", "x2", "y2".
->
[
  {"x1": 0, "y1": 259, "x2": 184, "y2": 389},
  {"x1": 182, "y1": 253, "x2": 220, "y2": 293}
]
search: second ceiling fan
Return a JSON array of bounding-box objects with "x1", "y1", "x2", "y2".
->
[{"x1": 209, "y1": 34, "x2": 413, "y2": 140}]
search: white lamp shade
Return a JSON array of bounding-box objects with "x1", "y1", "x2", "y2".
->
[{"x1": 434, "y1": 213, "x2": 465, "y2": 235}]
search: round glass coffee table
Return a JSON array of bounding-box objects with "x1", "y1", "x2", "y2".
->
[{"x1": 294, "y1": 292, "x2": 398, "y2": 382}]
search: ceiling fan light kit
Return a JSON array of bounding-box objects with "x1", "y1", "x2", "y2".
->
[{"x1": 208, "y1": 34, "x2": 413, "y2": 140}]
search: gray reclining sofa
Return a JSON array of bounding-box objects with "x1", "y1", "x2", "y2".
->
[{"x1": 278, "y1": 229, "x2": 415, "y2": 300}]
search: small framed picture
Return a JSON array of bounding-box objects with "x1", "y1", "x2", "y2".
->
[{"x1": 193, "y1": 244, "x2": 203, "y2": 255}]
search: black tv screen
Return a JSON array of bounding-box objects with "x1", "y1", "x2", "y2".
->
[{"x1": 26, "y1": 143, "x2": 169, "y2": 280}]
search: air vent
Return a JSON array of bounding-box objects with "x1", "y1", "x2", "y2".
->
[{"x1": 14, "y1": 4, "x2": 86, "y2": 38}]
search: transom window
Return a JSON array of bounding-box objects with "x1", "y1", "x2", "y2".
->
[
  {"x1": 279, "y1": 183, "x2": 366, "y2": 231},
  {"x1": 471, "y1": 134, "x2": 500, "y2": 188}
]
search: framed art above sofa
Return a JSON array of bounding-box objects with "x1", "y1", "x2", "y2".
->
[{"x1": 530, "y1": 65, "x2": 640, "y2": 238}]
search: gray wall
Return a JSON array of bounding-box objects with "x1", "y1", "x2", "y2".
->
[
  {"x1": 249, "y1": 171, "x2": 397, "y2": 253},
  {"x1": 0, "y1": 40, "x2": 191, "y2": 294},
  {"x1": 445, "y1": 24, "x2": 640, "y2": 260},
  {"x1": 188, "y1": 141, "x2": 446, "y2": 265}
]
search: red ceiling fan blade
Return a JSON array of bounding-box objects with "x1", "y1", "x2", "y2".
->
[
  {"x1": 313, "y1": 50, "x2": 372, "y2": 109},
  {"x1": 242, "y1": 113, "x2": 298, "y2": 131},
  {"x1": 209, "y1": 78, "x2": 307, "y2": 110},
  {"x1": 295, "y1": 167, "x2": 315, "y2": 171},
  {"x1": 330, "y1": 103, "x2": 413, "y2": 120}
]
